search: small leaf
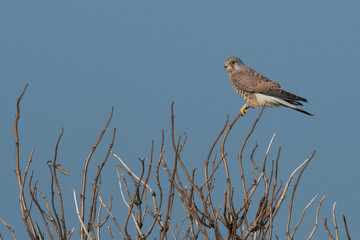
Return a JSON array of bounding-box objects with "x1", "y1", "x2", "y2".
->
[{"x1": 55, "y1": 165, "x2": 69, "y2": 176}]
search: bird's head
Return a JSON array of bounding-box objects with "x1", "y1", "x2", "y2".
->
[{"x1": 224, "y1": 57, "x2": 245, "y2": 72}]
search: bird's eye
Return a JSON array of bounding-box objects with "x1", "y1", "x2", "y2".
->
[{"x1": 229, "y1": 61, "x2": 235, "y2": 65}]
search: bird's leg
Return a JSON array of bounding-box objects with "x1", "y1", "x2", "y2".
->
[{"x1": 240, "y1": 104, "x2": 248, "y2": 116}]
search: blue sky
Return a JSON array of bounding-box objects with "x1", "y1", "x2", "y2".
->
[{"x1": 1, "y1": 1, "x2": 359, "y2": 239}]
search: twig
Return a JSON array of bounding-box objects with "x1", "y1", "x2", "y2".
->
[
  {"x1": 286, "y1": 151, "x2": 314, "y2": 239},
  {"x1": 237, "y1": 106, "x2": 266, "y2": 230},
  {"x1": 108, "y1": 226, "x2": 115, "y2": 240},
  {"x1": 50, "y1": 128, "x2": 66, "y2": 239},
  {"x1": 14, "y1": 83, "x2": 37, "y2": 240},
  {"x1": 80, "y1": 107, "x2": 113, "y2": 240},
  {"x1": 332, "y1": 202, "x2": 339, "y2": 240},
  {"x1": 219, "y1": 111, "x2": 242, "y2": 208},
  {"x1": 87, "y1": 128, "x2": 116, "y2": 235},
  {"x1": 99, "y1": 197, "x2": 125, "y2": 239},
  {"x1": 70, "y1": 187, "x2": 93, "y2": 240},
  {"x1": 307, "y1": 195, "x2": 325, "y2": 240},
  {"x1": 273, "y1": 154, "x2": 314, "y2": 217},
  {"x1": 29, "y1": 173, "x2": 56, "y2": 240},
  {"x1": 290, "y1": 194, "x2": 318, "y2": 239},
  {"x1": 112, "y1": 151, "x2": 155, "y2": 194},
  {"x1": 0, "y1": 217, "x2": 17, "y2": 240},
  {"x1": 323, "y1": 218, "x2": 335, "y2": 240},
  {"x1": 342, "y1": 215, "x2": 351, "y2": 240}
]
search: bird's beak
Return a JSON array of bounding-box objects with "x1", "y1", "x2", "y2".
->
[{"x1": 224, "y1": 62, "x2": 229, "y2": 69}]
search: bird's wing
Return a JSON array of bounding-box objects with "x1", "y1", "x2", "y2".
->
[
  {"x1": 261, "y1": 89, "x2": 308, "y2": 103},
  {"x1": 231, "y1": 66, "x2": 281, "y2": 92},
  {"x1": 231, "y1": 66, "x2": 307, "y2": 103}
]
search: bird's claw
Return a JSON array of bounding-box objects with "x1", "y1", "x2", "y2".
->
[{"x1": 240, "y1": 108, "x2": 247, "y2": 116}]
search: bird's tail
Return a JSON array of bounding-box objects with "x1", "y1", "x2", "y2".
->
[
  {"x1": 293, "y1": 107, "x2": 314, "y2": 116},
  {"x1": 272, "y1": 97, "x2": 314, "y2": 116}
]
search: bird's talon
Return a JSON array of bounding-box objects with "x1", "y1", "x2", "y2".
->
[{"x1": 240, "y1": 108, "x2": 247, "y2": 116}]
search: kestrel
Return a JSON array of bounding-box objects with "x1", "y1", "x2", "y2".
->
[{"x1": 224, "y1": 57, "x2": 313, "y2": 116}]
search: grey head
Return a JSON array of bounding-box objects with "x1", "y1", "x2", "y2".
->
[{"x1": 224, "y1": 57, "x2": 245, "y2": 71}]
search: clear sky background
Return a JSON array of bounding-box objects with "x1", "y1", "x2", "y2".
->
[{"x1": 1, "y1": 1, "x2": 359, "y2": 239}]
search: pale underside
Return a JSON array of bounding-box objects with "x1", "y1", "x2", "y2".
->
[{"x1": 254, "y1": 93, "x2": 297, "y2": 109}]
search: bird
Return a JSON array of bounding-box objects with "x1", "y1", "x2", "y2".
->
[{"x1": 224, "y1": 57, "x2": 313, "y2": 116}]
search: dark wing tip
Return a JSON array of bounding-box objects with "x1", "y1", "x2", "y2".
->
[{"x1": 264, "y1": 89, "x2": 308, "y2": 102}]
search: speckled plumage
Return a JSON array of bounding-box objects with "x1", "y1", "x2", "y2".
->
[{"x1": 224, "y1": 57, "x2": 313, "y2": 116}]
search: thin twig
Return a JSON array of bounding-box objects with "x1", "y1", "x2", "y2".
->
[
  {"x1": 87, "y1": 128, "x2": 116, "y2": 235},
  {"x1": 70, "y1": 187, "x2": 93, "y2": 240},
  {"x1": 307, "y1": 195, "x2": 325, "y2": 240},
  {"x1": 323, "y1": 218, "x2": 335, "y2": 240},
  {"x1": 51, "y1": 128, "x2": 66, "y2": 239},
  {"x1": 99, "y1": 197, "x2": 125, "y2": 239},
  {"x1": 332, "y1": 202, "x2": 339, "y2": 240},
  {"x1": 14, "y1": 83, "x2": 38, "y2": 240},
  {"x1": 0, "y1": 217, "x2": 17, "y2": 240},
  {"x1": 290, "y1": 194, "x2": 318, "y2": 239},
  {"x1": 342, "y1": 215, "x2": 351, "y2": 240},
  {"x1": 80, "y1": 107, "x2": 113, "y2": 240}
]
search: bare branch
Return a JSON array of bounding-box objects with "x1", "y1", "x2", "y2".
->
[
  {"x1": 99, "y1": 197, "x2": 125, "y2": 239},
  {"x1": 323, "y1": 218, "x2": 335, "y2": 240},
  {"x1": 290, "y1": 194, "x2": 318, "y2": 239},
  {"x1": 87, "y1": 128, "x2": 116, "y2": 235},
  {"x1": 70, "y1": 187, "x2": 93, "y2": 240},
  {"x1": 50, "y1": 128, "x2": 67, "y2": 239},
  {"x1": 14, "y1": 83, "x2": 38, "y2": 240},
  {"x1": 332, "y1": 202, "x2": 339, "y2": 240},
  {"x1": 80, "y1": 107, "x2": 113, "y2": 240},
  {"x1": 307, "y1": 195, "x2": 325, "y2": 240},
  {"x1": 342, "y1": 215, "x2": 351, "y2": 240},
  {"x1": 0, "y1": 217, "x2": 17, "y2": 240}
]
